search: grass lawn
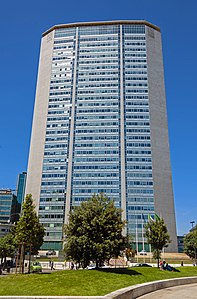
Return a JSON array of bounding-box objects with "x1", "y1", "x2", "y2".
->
[{"x1": 0, "y1": 267, "x2": 196, "y2": 296}]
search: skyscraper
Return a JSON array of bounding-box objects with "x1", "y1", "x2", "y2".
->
[
  {"x1": 0, "y1": 172, "x2": 26, "y2": 226},
  {"x1": 26, "y1": 21, "x2": 177, "y2": 252},
  {"x1": 16, "y1": 172, "x2": 27, "y2": 205}
]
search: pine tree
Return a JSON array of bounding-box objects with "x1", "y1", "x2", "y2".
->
[{"x1": 15, "y1": 194, "x2": 45, "y2": 273}]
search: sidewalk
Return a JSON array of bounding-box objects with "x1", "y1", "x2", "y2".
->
[
  {"x1": 138, "y1": 283, "x2": 197, "y2": 298},
  {"x1": 0, "y1": 261, "x2": 67, "y2": 275}
]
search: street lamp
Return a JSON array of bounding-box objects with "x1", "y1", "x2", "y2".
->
[{"x1": 190, "y1": 221, "x2": 195, "y2": 229}]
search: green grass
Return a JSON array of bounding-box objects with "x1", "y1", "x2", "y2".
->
[{"x1": 0, "y1": 267, "x2": 197, "y2": 296}]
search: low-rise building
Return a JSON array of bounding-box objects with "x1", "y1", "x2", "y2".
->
[
  {"x1": 0, "y1": 223, "x2": 14, "y2": 238},
  {"x1": 177, "y1": 235, "x2": 184, "y2": 253},
  {"x1": 0, "y1": 189, "x2": 20, "y2": 224}
]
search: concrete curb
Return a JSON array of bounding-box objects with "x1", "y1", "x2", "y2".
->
[
  {"x1": 0, "y1": 276, "x2": 197, "y2": 299},
  {"x1": 105, "y1": 276, "x2": 197, "y2": 299}
]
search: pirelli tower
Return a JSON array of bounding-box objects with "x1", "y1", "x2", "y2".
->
[{"x1": 26, "y1": 20, "x2": 177, "y2": 252}]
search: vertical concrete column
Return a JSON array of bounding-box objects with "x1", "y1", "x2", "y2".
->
[
  {"x1": 25, "y1": 31, "x2": 54, "y2": 212},
  {"x1": 65, "y1": 27, "x2": 79, "y2": 223},
  {"x1": 119, "y1": 25, "x2": 127, "y2": 234}
]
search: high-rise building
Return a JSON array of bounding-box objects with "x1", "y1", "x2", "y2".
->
[
  {"x1": 26, "y1": 21, "x2": 177, "y2": 252},
  {"x1": 16, "y1": 172, "x2": 27, "y2": 205},
  {"x1": 0, "y1": 172, "x2": 26, "y2": 227}
]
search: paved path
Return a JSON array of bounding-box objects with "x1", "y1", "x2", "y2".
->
[{"x1": 138, "y1": 283, "x2": 197, "y2": 298}]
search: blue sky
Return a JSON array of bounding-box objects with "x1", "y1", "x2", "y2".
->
[{"x1": 0, "y1": 0, "x2": 196, "y2": 235}]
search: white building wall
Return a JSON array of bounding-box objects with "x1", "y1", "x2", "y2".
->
[
  {"x1": 146, "y1": 27, "x2": 177, "y2": 252},
  {"x1": 25, "y1": 31, "x2": 54, "y2": 212}
]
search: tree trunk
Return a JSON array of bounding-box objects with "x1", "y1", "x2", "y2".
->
[
  {"x1": 19, "y1": 243, "x2": 24, "y2": 273},
  {"x1": 28, "y1": 245, "x2": 31, "y2": 274},
  {"x1": 15, "y1": 247, "x2": 20, "y2": 274},
  {"x1": 22, "y1": 246, "x2": 25, "y2": 274},
  {"x1": 96, "y1": 259, "x2": 99, "y2": 269},
  {"x1": 3, "y1": 255, "x2": 6, "y2": 270},
  {"x1": 157, "y1": 258, "x2": 160, "y2": 268}
]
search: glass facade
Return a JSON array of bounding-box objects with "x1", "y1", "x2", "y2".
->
[
  {"x1": 39, "y1": 30, "x2": 75, "y2": 250},
  {"x1": 38, "y1": 23, "x2": 156, "y2": 251},
  {"x1": 16, "y1": 172, "x2": 27, "y2": 205},
  {"x1": 72, "y1": 24, "x2": 120, "y2": 206},
  {"x1": 123, "y1": 25, "x2": 154, "y2": 251},
  {"x1": 0, "y1": 190, "x2": 19, "y2": 224}
]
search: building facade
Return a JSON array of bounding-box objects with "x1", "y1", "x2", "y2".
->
[
  {"x1": 16, "y1": 172, "x2": 27, "y2": 205},
  {"x1": 0, "y1": 189, "x2": 20, "y2": 224},
  {"x1": 26, "y1": 21, "x2": 177, "y2": 252},
  {"x1": 0, "y1": 223, "x2": 14, "y2": 238},
  {"x1": 177, "y1": 235, "x2": 184, "y2": 253}
]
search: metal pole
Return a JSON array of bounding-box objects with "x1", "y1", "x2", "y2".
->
[
  {"x1": 135, "y1": 214, "x2": 138, "y2": 254},
  {"x1": 15, "y1": 247, "x2": 20, "y2": 274},
  {"x1": 141, "y1": 216, "x2": 145, "y2": 263},
  {"x1": 135, "y1": 214, "x2": 139, "y2": 263},
  {"x1": 149, "y1": 244, "x2": 152, "y2": 263},
  {"x1": 190, "y1": 221, "x2": 195, "y2": 229},
  {"x1": 142, "y1": 216, "x2": 145, "y2": 251},
  {"x1": 19, "y1": 242, "x2": 24, "y2": 274}
]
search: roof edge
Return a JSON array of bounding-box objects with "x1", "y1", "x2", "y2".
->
[{"x1": 42, "y1": 20, "x2": 160, "y2": 37}]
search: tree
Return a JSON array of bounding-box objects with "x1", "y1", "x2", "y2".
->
[
  {"x1": 184, "y1": 226, "x2": 197, "y2": 265},
  {"x1": 14, "y1": 194, "x2": 45, "y2": 273},
  {"x1": 64, "y1": 193, "x2": 126, "y2": 268},
  {"x1": 145, "y1": 217, "x2": 170, "y2": 268},
  {"x1": 0, "y1": 232, "x2": 16, "y2": 270}
]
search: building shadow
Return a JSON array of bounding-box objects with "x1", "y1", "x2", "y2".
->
[{"x1": 97, "y1": 267, "x2": 142, "y2": 276}]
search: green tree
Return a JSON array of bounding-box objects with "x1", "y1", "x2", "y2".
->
[
  {"x1": 184, "y1": 226, "x2": 197, "y2": 265},
  {"x1": 145, "y1": 217, "x2": 170, "y2": 268},
  {"x1": 0, "y1": 232, "x2": 16, "y2": 270},
  {"x1": 14, "y1": 194, "x2": 45, "y2": 273},
  {"x1": 64, "y1": 193, "x2": 126, "y2": 268}
]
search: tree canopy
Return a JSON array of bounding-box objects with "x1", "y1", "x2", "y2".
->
[
  {"x1": 145, "y1": 216, "x2": 170, "y2": 267},
  {"x1": 184, "y1": 226, "x2": 197, "y2": 264},
  {"x1": 64, "y1": 193, "x2": 126, "y2": 268},
  {"x1": 15, "y1": 194, "x2": 45, "y2": 253},
  {"x1": 0, "y1": 232, "x2": 16, "y2": 269}
]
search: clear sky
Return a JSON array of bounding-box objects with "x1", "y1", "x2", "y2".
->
[{"x1": 0, "y1": 0, "x2": 196, "y2": 236}]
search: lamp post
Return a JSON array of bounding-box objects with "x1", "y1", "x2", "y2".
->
[
  {"x1": 190, "y1": 221, "x2": 195, "y2": 229},
  {"x1": 189, "y1": 221, "x2": 197, "y2": 266}
]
